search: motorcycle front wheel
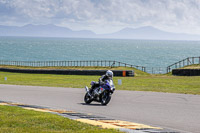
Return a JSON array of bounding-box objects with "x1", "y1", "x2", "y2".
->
[
  {"x1": 101, "y1": 92, "x2": 111, "y2": 105},
  {"x1": 84, "y1": 93, "x2": 92, "y2": 104}
]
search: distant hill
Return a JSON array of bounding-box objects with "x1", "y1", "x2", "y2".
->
[
  {"x1": 102, "y1": 26, "x2": 200, "y2": 40},
  {"x1": 0, "y1": 24, "x2": 96, "y2": 38},
  {"x1": 0, "y1": 24, "x2": 200, "y2": 40}
]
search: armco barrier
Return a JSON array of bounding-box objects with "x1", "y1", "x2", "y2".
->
[
  {"x1": 172, "y1": 69, "x2": 200, "y2": 76},
  {"x1": 0, "y1": 68, "x2": 134, "y2": 77}
]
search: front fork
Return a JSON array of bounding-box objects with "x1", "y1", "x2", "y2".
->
[
  {"x1": 85, "y1": 86, "x2": 92, "y2": 98},
  {"x1": 85, "y1": 86, "x2": 89, "y2": 92}
]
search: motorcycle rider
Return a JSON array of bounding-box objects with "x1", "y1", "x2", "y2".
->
[
  {"x1": 84, "y1": 70, "x2": 115, "y2": 105},
  {"x1": 90, "y1": 70, "x2": 113, "y2": 92}
]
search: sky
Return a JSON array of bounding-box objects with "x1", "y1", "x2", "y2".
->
[{"x1": 0, "y1": 0, "x2": 200, "y2": 34}]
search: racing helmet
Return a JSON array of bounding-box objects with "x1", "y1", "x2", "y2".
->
[{"x1": 106, "y1": 70, "x2": 113, "y2": 78}]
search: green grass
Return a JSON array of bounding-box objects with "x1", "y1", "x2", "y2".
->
[
  {"x1": 0, "y1": 65, "x2": 200, "y2": 95},
  {"x1": 120, "y1": 75, "x2": 200, "y2": 94},
  {"x1": 0, "y1": 105, "x2": 120, "y2": 133},
  {"x1": 0, "y1": 70, "x2": 200, "y2": 95},
  {"x1": 180, "y1": 64, "x2": 200, "y2": 69}
]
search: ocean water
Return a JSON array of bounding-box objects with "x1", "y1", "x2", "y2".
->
[{"x1": 0, "y1": 36, "x2": 200, "y2": 70}]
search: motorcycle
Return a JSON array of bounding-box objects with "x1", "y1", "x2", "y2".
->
[{"x1": 84, "y1": 79, "x2": 115, "y2": 105}]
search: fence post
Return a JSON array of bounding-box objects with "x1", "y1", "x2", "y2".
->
[
  {"x1": 192, "y1": 57, "x2": 194, "y2": 64},
  {"x1": 199, "y1": 57, "x2": 200, "y2": 64}
]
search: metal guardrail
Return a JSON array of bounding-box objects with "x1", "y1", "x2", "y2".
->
[
  {"x1": 167, "y1": 57, "x2": 200, "y2": 73},
  {"x1": 0, "y1": 57, "x2": 199, "y2": 74},
  {"x1": 145, "y1": 67, "x2": 167, "y2": 74},
  {"x1": 0, "y1": 60, "x2": 146, "y2": 73}
]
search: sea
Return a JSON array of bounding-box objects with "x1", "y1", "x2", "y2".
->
[{"x1": 0, "y1": 36, "x2": 200, "y2": 73}]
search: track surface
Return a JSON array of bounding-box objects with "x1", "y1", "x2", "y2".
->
[{"x1": 0, "y1": 84, "x2": 199, "y2": 133}]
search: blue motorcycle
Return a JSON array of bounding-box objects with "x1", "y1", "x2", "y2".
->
[{"x1": 84, "y1": 79, "x2": 115, "y2": 105}]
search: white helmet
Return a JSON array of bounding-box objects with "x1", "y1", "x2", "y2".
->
[{"x1": 106, "y1": 70, "x2": 113, "y2": 78}]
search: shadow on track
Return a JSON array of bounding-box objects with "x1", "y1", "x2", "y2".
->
[{"x1": 79, "y1": 103, "x2": 106, "y2": 106}]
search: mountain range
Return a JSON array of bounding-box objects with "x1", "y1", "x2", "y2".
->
[{"x1": 0, "y1": 24, "x2": 200, "y2": 40}]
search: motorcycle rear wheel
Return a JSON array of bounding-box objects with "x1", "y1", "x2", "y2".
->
[{"x1": 84, "y1": 93, "x2": 92, "y2": 104}]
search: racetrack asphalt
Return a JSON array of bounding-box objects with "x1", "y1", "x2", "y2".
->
[{"x1": 0, "y1": 84, "x2": 199, "y2": 133}]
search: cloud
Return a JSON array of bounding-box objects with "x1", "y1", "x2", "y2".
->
[{"x1": 0, "y1": 0, "x2": 200, "y2": 34}]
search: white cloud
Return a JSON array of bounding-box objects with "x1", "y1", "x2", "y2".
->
[{"x1": 0, "y1": 0, "x2": 200, "y2": 34}]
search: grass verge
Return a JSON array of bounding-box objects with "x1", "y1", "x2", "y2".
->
[
  {"x1": 0, "y1": 105, "x2": 120, "y2": 133},
  {"x1": 180, "y1": 64, "x2": 200, "y2": 69},
  {"x1": 0, "y1": 70, "x2": 200, "y2": 95}
]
